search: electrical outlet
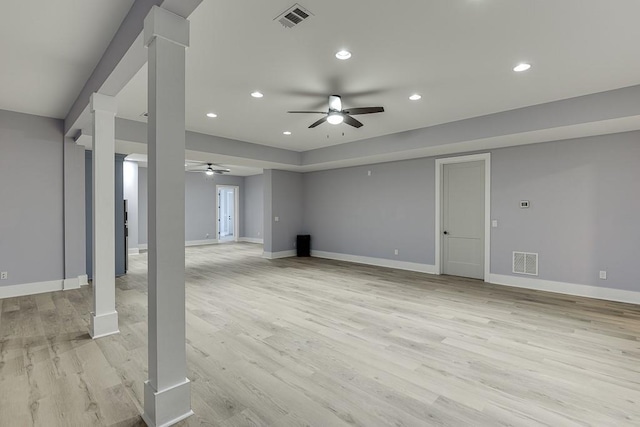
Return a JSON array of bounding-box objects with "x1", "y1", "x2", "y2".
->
[
  {"x1": 205, "y1": 233, "x2": 210, "y2": 238},
  {"x1": 0, "y1": 272, "x2": 7, "y2": 280},
  {"x1": 394, "y1": 249, "x2": 399, "y2": 255},
  {"x1": 274, "y1": 216, "x2": 279, "y2": 222},
  {"x1": 599, "y1": 270, "x2": 607, "y2": 280},
  {"x1": 367, "y1": 170, "x2": 372, "y2": 176}
]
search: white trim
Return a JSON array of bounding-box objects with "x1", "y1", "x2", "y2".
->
[
  {"x1": 185, "y1": 239, "x2": 218, "y2": 247},
  {"x1": 79, "y1": 274, "x2": 88, "y2": 286},
  {"x1": 90, "y1": 310, "x2": 120, "y2": 339},
  {"x1": 0, "y1": 279, "x2": 64, "y2": 299},
  {"x1": 216, "y1": 185, "x2": 240, "y2": 243},
  {"x1": 435, "y1": 153, "x2": 491, "y2": 281},
  {"x1": 312, "y1": 250, "x2": 437, "y2": 274},
  {"x1": 139, "y1": 239, "x2": 218, "y2": 250},
  {"x1": 63, "y1": 277, "x2": 81, "y2": 290},
  {"x1": 240, "y1": 237, "x2": 264, "y2": 244},
  {"x1": 489, "y1": 274, "x2": 640, "y2": 305},
  {"x1": 262, "y1": 250, "x2": 296, "y2": 259},
  {"x1": 129, "y1": 248, "x2": 140, "y2": 255}
]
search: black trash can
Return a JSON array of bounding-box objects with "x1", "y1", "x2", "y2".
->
[{"x1": 297, "y1": 235, "x2": 311, "y2": 257}]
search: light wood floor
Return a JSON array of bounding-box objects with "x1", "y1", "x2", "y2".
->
[{"x1": 1, "y1": 243, "x2": 640, "y2": 426}]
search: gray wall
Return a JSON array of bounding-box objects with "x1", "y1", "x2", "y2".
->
[
  {"x1": 243, "y1": 174, "x2": 264, "y2": 240},
  {"x1": 123, "y1": 161, "x2": 139, "y2": 252},
  {"x1": 64, "y1": 138, "x2": 87, "y2": 279},
  {"x1": 264, "y1": 170, "x2": 304, "y2": 253},
  {"x1": 138, "y1": 168, "x2": 246, "y2": 245},
  {"x1": 491, "y1": 131, "x2": 640, "y2": 291},
  {"x1": 303, "y1": 159, "x2": 435, "y2": 264},
  {"x1": 301, "y1": 131, "x2": 640, "y2": 293},
  {"x1": 85, "y1": 151, "x2": 126, "y2": 278},
  {"x1": 0, "y1": 110, "x2": 64, "y2": 286}
]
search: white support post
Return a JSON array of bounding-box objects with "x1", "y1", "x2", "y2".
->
[
  {"x1": 90, "y1": 93, "x2": 119, "y2": 339},
  {"x1": 142, "y1": 6, "x2": 192, "y2": 427}
]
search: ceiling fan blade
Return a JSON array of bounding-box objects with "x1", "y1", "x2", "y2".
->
[
  {"x1": 343, "y1": 115, "x2": 363, "y2": 128},
  {"x1": 288, "y1": 111, "x2": 326, "y2": 114},
  {"x1": 342, "y1": 106, "x2": 384, "y2": 115},
  {"x1": 309, "y1": 116, "x2": 328, "y2": 128}
]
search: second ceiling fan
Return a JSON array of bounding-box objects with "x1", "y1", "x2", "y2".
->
[{"x1": 288, "y1": 95, "x2": 384, "y2": 128}]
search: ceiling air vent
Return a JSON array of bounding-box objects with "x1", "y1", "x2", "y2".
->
[
  {"x1": 275, "y1": 4, "x2": 313, "y2": 29},
  {"x1": 513, "y1": 252, "x2": 538, "y2": 276}
]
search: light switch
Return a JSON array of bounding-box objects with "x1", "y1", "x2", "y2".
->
[
  {"x1": 492, "y1": 220, "x2": 498, "y2": 228},
  {"x1": 274, "y1": 216, "x2": 279, "y2": 222}
]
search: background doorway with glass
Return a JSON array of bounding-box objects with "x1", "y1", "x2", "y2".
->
[{"x1": 216, "y1": 185, "x2": 239, "y2": 242}]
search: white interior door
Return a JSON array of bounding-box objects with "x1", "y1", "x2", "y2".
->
[
  {"x1": 217, "y1": 186, "x2": 237, "y2": 242},
  {"x1": 442, "y1": 161, "x2": 485, "y2": 279},
  {"x1": 226, "y1": 190, "x2": 234, "y2": 237}
]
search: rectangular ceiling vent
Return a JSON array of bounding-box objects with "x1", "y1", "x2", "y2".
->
[
  {"x1": 513, "y1": 252, "x2": 538, "y2": 276},
  {"x1": 275, "y1": 4, "x2": 313, "y2": 29}
]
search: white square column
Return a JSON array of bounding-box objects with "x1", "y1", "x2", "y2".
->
[
  {"x1": 142, "y1": 6, "x2": 192, "y2": 427},
  {"x1": 90, "y1": 93, "x2": 119, "y2": 339}
]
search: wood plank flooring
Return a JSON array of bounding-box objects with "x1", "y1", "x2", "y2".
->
[{"x1": 1, "y1": 243, "x2": 640, "y2": 426}]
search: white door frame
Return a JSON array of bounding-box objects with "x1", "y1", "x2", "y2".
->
[
  {"x1": 216, "y1": 185, "x2": 240, "y2": 242},
  {"x1": 435, "y1": 153, "x2": 491, "y2": 281}
]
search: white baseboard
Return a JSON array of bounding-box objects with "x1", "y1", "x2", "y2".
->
[
  {"x1": 139, "y1": 239, "x2": 219, "y2": 250},
  {"x1": 63, "y1": 277, "x2": 81, "y2": 290},
  {"x1": 79, "y1": 274, "x2": 88, "y2": 286},
  {"x1": 240, "y1": 237, "x2": 264, "y2": 244},
  {"x1": 129, "y1": 248, "x2": 140, "y2": 255},
  {"x1": 185, "y1": 239, "x2": 218, "y2": 247},
  {"x1": 263, "y1": 250, "x2": 297, "y2": 259},
  {"x1": 488, "y1": 274, "x2": 640, "y2": 305},
  {"x1": 311, "y1": 250, "x2": 438, "y2": 274},
  {"x1": 0, "y1": 279, "x2": 64, "y2": 299}
]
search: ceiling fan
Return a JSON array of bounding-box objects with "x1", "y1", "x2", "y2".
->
[
  {"x1": 186, "y1": 163, "x2": 231, "y2": 176},
  {"x1": 288, "y1": 95, "x2": 384, "y2": 128}
]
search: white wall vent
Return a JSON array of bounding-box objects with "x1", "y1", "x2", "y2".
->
[
  {"x1": 275, "y1": 4, "x2": 313, "y2": 29},
  {"x1": 513, "y1": 252, "x2": 538, "y2": 276}
]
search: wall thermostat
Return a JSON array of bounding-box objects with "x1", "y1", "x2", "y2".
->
[{"x1": 520, "y1": 200, "x2": 530, "y2": 208}]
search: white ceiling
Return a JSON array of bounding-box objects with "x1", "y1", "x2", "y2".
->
[
  {"x1": 115, "y1": 0, "x2": 640, "y2": 151},
  {"x1": 0, "y1": 0, "x2": 135, "y2": 119},
  {"x1": 3, "y1": 0, "x2": 640, "y2": 173}
]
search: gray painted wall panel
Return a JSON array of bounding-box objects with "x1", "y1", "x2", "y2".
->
[
  {"x1": 491, "y1": 131, "x2": 640, "y2": 291},
  {"x1": 269, "y1": 170, "x2": 304, "y2": 253},
  {"x1": 263, "y1": 170, "x2": 273, "y2": 253},
  {"x1": 138, "y1": 166, "x2": 148, "y2": 245},
  {"x1": 137, "y1": 168, "x2": 246, "y2": 245},
  {"x1": 64, "y1": 139, "x2": 87, "y2": 279},
  {"x1": 243, "y1": 174, "x2": 263, "y2": 240},
  {"x1": 301, "y1": 131, "x2": 640, "y2": 293},
  {"x1": 303, "y1": 159, "x2": 435, "y2": 264},
  {"x1": 0, "y1": 110, "x2": 64, "y2": 286}
]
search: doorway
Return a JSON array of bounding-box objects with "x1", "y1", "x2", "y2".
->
[
  {"x1": 216, "y1": 185, "x2": 239, "y2": 242},
  {"x1": 435, "y1": 154, "x2": 490, "y2": 281}
]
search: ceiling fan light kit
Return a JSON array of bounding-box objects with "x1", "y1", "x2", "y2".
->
[
  {"x1": 327, "y1": 112, "x2": 344, "y2": 125},
  {"x1": 186, "y1": 163, "x2": 231, "y2": 176},
  {"x1": 288, "y1": 94, "x2": 384, "y2": 129}
]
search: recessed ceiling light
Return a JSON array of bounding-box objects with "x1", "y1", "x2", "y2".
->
[
  {"x1": 206, "y1": 112, "x2": 217, "y2": 118},
  {"x1": 251, "y1": 91, "x2": 264, "y2": 98},
  {"x1": 513, "y1": 63, "x2": 531, "y2": 72},
  {"x1": 335, "y1": 50, "x2": 352, "y2": 60},
  {"x1": 283, "y1": 131, "x2": 292, "y2": 135},
  {"x1": 409, "y1": 94, "x2": 422, "y2": 101}
]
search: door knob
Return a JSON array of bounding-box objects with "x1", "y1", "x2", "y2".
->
[{"x1": 443, "y1": 231, "x2": 449, "y2": 235}]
